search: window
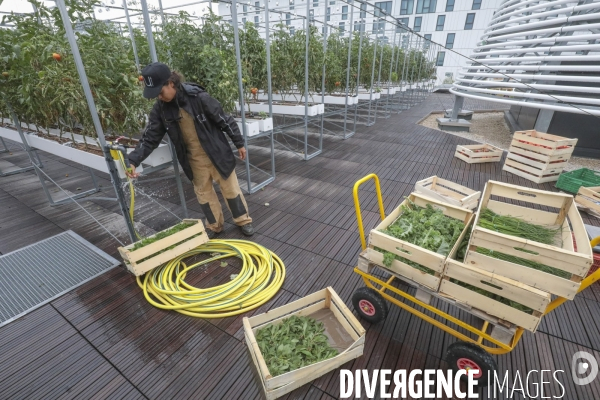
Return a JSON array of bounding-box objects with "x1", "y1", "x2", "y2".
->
[
  {"x1": 339, "y1": 21, "x2": 345, "y2": 33},
  {"x1": 243, "y1": 4, "x2": 248, "y2": 12},
  {"x1": 396, "y1": 17, "x2": 409, "y2": 32},
  {"x1": 414, "y1": 16, "x2": 422, "y2": 32},
  {"x1": 354, "y1": 20, "x2": 365, "y2": 32},
  {"x1": 286, "y1": 13, "x2": 291, "y2": 25},
  {"x1": 400, "y1": 0, "x2": 414, "y2": 15},
  {"x1": 445, "y1": 0, "x2": 454, "y2": 11},
  {"x1": 289, "y1": 0, "x2": 294, "y2": 10},
  {"x1": 326, "y1": 7, "x2": 330, "y2": 21},
  {"x1": 313, "y1": 0, "x2": 319, "y2": 6},
  {"x1": 242, "y1": 17, "x2": 247, "y2": 23},
  {"x1": 472, "y1": 0, "x2": 481, "y2": 10},
  {"x1": 373, "y1": 1, "x2": 392, "y2": 33},
  {"x1": 254, "y1": 16, "x2": 259, "y2": 24},
  {"x1": 290, "y1": 27, "x2": 295, "y2": 35},
  {"x1": 436, "y1": 15, "x2": 445, "y2": 30},
  {"x1": 465, "y1": 13, "x2": 475, "y2": 29},
  {"x1": 255, "y1": 1, "x2": 260, "y2": 13},
  {"x1": 342, "y1": 5, "x2": 348, "y2": 20},
  {"x1": 436, "y1": 51, "x2": 445, "y2": 66},
  {"x1": 402, "y1": 34, "x2": 409, "y2": 48},
  {"x1": 445, "y1": 32, "x2": 455, "y2": 49},
  {"x1": 423, "y1": 33, "x2": 431, "y2": 49},
  {"x1": 416, "y1": 0, "x2": 437, "y2": 14},
  {"x1": 329, "y1": 0, "x2": 335, "y2": 4},
  {"x1": 360, "y1": 3, "x2": 366, "y2": 18}
]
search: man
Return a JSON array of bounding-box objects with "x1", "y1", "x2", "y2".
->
[{"x1": 127, "y1": 62, "x2": 254, "y2": 238}]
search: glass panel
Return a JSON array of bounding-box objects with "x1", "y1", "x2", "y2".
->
[
  {"x1": 436, "y1": 51, "x2": 445, "y2": 66},
  {"x1": 414, "y1": 16, "x2": 422, "y2": 32},
  {"x1": 400, "y1": 0, "x2": 414, "y2": 15},
  {"x1": 445, "y1": 0, "x2": 454, "y2": 12},
  {"x1": 472, "y1": 0, "x2": 481, "y2": 10},
  {"x1": 416, "y1": 0, "x2": 437, "y2": 14},
  {"x1": 445, "y1": 33, "x2": 455, "y2": 49},
  {"x1": 465, "y1": 13, "x2": 475, "y2": 29},
  {"x1": 436, "y1": 15, "x2": 445, "y2": 31}
]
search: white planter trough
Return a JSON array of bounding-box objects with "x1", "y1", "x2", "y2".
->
[
  {"x1": 256, "y1": 117, "x2": 273, "y2": 132},
  {"x1": 142, "y1": 143, "x2": 173, "y2": 166},
  {"x1": 0, "y1": 126, "x2": 139, "y2": 179},
  {"x1": 255, "y1": 92, "x2": 357, "y2": 106},
  {"x1": 382, "y1": 87, "x2": 397, "y2": 95},
  {"x1": 238, "y1": 102, "x2": 323, "y2": 117},
  {"x1": 357, "y1": 92, "x2": 381, "y2": 100},
  {"x1": 321, "y1": 95, "x2": 358, "y2": 105},
  {"x1": 235, "y1": 119, "x2": 260, "y2": 137}
]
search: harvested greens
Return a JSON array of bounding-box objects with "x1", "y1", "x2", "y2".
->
[
  {"x1": 378, "y1": 200, "x2": 465, "y2": 274},
  {"x1": 476, "y1": 208, "x2": 569, "y2": 278},
  {"x1": 256, "y1": 315, "x2": 338, "y2": 377}
]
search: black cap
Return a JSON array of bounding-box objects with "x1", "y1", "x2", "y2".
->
[{"x1": 141, "y1": 62, "x2": 171, "y2": 99}]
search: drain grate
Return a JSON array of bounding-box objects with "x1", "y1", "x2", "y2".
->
[{"x1": 0, "y1": 231, "x2": 120, "y2": 327}]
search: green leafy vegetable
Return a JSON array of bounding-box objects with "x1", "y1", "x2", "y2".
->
[
  {"x1": 255, "y1": 315, "x2": 339, "y2": 377},
  {"x1": 378, "y1": 200, "x2": 465, "y2": 274}
]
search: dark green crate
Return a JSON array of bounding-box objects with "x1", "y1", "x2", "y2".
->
[{"x1": 556, "y1": 168, "x2": 600, "y2": 194}]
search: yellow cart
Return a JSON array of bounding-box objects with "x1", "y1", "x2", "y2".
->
[{"x1": 351, "y1": 174, "x2": 600, "y2": 386}]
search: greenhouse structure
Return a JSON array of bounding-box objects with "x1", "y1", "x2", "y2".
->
[{"x1": 0, "y1": 1, "x2": 599, "y2": 399}]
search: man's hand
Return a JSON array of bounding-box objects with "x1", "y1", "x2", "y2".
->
[
  {"x1": 125, "y1": 164, "x2": 140, "y2": 179},
  {"x1": 238, "y1": 147, "x2": 247, "y2": 160}
]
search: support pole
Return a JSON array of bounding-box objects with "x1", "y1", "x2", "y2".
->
[
  {"x1": 123, "y1": 0, "x2": 140, "y2": 73},
  {"x1": 367, "y1": 23, "x2": 379, "y2": 126},
  {"x1": 353, "y1": 20, "x2": 365, "y2": 127},
  {"x1": 265, "y1": 2, "x2": 276, "y2": 180},
  {"x1": 451, "y1": 95, "x2": 465, "y2": 120},
  {"x1": 55, "y1": 0, "x2": 136, "y2": 241},
  {"x1": 303, "y1": 0, "x2": 310, "y2": 160},
  {"x1": 140, "y1": 0, "x2": 158, "y2": 63},
  {"x1": 231, "y1": 0, "x2": 251, "y2": 191},
  {"x1": 343, "y1": 1, "x2": 355, "y2": 138}
]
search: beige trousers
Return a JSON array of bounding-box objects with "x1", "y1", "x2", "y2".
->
[{"x1": 179, "y1": 109, "x2": 252, "y2": 232}]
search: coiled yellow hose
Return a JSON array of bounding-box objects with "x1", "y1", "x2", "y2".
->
[{"x1": 136, "y1": 239, "x2": 285, "y2": 318}]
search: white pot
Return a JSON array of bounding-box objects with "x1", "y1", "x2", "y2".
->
[
  {"x1": 235, "y1": 118, "x2": 260, "y2": 137},
  {"x1": 256, "y1": 117, "x2": 273, "y2": 132},
  {"x1": 321, "y1": 95, "x2": 358, "y2": 105},
  {"x1": 357, "y1": 92, "x2": 381, "y2": 100}
]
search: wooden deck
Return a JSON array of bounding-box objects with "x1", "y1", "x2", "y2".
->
[{"x1": 1, "y1": 93, "x2": 599, "y2": 399}]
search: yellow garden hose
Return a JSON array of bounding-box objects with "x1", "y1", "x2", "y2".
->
[{"x1": 136, "y1": 239, "x2": 286, "y2": 318}]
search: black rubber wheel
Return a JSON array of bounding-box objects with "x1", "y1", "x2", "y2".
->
[
  {"x1": 445, "y1": 341, "x2": 497, "y2": 387},
  {"x1": 352, "y1": 287, "x2": 388, "y2": 324}
]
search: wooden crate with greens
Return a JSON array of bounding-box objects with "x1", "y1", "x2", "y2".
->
[
  {"x1": 465, "y1": 181, "x2": 593, "y2": 300},
  {"x1": 365, "y1": 193, "x2": 474, "y2": 291},
  {"x1": 118, "y1": 219, "x2": 208, "y2": 276},
  {"x1": 440, "y1": 219, "x2": 551, "y2": 332},
  {"x1": 243, "y1": 287, "x2": 365, "y2": 400}
]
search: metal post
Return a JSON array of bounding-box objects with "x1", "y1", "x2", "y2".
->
[
  {"x1": 343, "y1": 1, "x2": 355, "y2": 138},
  {"x1": 399, "y1": 33, "x2": 410, "y2": 110},
  {"x1": 353, "y1": 20, "x2": 365, "y2": 127},
  {"x1": 451, "y1": 95, "x2": 465, "y2": 120},
  {"x1": 55, "y1": 0, "x2": 136, "y2": 241},
  {"x1": 385, "y1": 28, "x2": 397, "y2": 115},
  {"x1": 367, "y1": 22, "x2": 379, "y2": 126},
  {"x1": 303, "y1": 0, "x2": 310, "y2": 160},
  {"x1": 320, "y1": 4, "x2": 327, "y2": 143},
  {"x1": 231, "y1": 0, "x2": 251, "y2": 191},
  {"x1": 140, "y1": 0, "x2": 158, "y2": 63},
  {"x1": 374, "y1": 24, "x2": 385, "y2": 120},
  {"x1": 265, "y1": 2, "x2": 276, "y2": 180},
  {"x1": 123, "y1": 0, "x2": 140, "y2": 73}
]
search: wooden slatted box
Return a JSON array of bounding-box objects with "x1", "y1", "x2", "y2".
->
[
  {"x1": 366, "y1": 193, "x2": 474, "y2": 292},
  {"x1": 455, "y1": 144, "x2": 503, "y2": 164},
  {"x1": 440, "y1": 218, "x2": 550, "y2": 332},
  {"x1": 575, "y1": 186, "x2": 600, "y2": 218},
  {"x1": 118, "y1": 219, "x2": 208, "y2": 276},
  {"x1": 503, "y1": 130, "x2": 577, "y2": 184},
  {"x1": 464, "y1": 181, "x2": 593, "y2": 300},
  {"x1": 414, "y1": 176, "x2": 481, "y2": 210},
  {"x1": 243, "y1": 287, "x2": 365, "y2": 400}
]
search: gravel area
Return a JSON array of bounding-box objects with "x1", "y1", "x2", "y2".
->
[{"x1": 420, "y1": 111, "x2": 600, "y2": 172}]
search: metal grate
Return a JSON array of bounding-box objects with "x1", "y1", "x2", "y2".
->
[{"x1": 0, "y1": 231, "x2": 120, "y2": 327}]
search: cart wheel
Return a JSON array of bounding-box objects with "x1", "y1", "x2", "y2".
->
[
  {"x1": 352, "y1": 287, "x2": 388, "y2": 324},
  {"x1": 446, "y1": 341, "x2": 497, "y2": 387}
]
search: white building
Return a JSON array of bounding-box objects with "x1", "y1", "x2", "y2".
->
[{"x1": 218, "y1": 0, "x2": 504, "y2": 85}]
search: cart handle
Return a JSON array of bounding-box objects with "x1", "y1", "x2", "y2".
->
[
  {"x1": 353, "y1": 174, "x2": 386, "y2": 250},
  {"x1": 544, "y1": 235, "x2": 600, "y2": 315}
]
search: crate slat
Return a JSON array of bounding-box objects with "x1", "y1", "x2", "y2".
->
[{"x1": 575, "y1": 186, "x2": 600, "y2": 217}]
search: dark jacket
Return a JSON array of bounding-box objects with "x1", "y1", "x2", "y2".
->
[{"x1": 128, "y1": 83, "x2": 245, "y2": 180}]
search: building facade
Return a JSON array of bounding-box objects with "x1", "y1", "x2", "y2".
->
[
  {"x1": 451, "y1": 0, "x2": 600, "y2": 158},
  {"x1": 218, "y1": 0, "x2": 504, "y2": 85}
]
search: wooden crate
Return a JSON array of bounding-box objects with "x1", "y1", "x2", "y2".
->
[
  {"x1": 243, "y1": 287, "x2": 365, "y2": 400},
  {"x1": 414, "y1": 176, "x2": 481, "y2": 210},
  {"x1": 503, "y1": 130, "x2": 577, "y2": 183},
  {"x1": 575, "y1": 186, "x2": 600, "y2": 218},
  {"x1": 455, "y1": 144, "x2": 503, "y2": 164},
  {"x1": 441, "y1": 216, "x2": 551, "y2": 332},
  {"x1": 465, "y1": 181, "x2": 593, "y2": 299},
  {"x1": 118, "y1": 219, "x2": 208, "y2": 276},
  {"x1": 366, "y1": 193, "x2": 474, "y2": 291}
]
